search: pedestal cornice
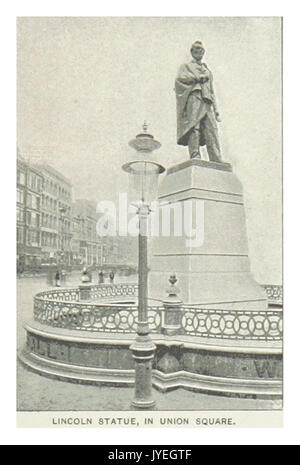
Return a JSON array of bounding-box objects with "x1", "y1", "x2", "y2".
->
[{"x1": 167, "y1": 158, "x2": 232, "y2": 175}]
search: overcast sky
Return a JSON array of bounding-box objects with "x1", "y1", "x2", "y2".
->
[{"x1": 17, "y1": 17, "x2": 282, "y2": 283}]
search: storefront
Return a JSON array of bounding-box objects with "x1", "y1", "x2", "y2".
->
[{"x1": 17, "y1": 245, "x2": 42, "y2": 270}]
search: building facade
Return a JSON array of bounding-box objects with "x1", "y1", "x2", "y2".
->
[
  {"x1": 103, "y1": 235, "x2": 138, "y2": 267},
  {"x1": 72, "y1": 199, "x2": 104, "y2": 266},
  {"x1": 33, "y1": 164, "x2": 73, "y2": 266},
  {"x1": 17, "y1": 155, "x2": 43, "y2": 270}
]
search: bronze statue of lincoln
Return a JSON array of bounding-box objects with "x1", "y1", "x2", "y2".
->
[{"x1": 175, "y1": 41, "x2": 222, "y2": 162}]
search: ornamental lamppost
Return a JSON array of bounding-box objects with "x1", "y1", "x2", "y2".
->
[{"x1": 122, "y1": 123, "x2": 165, "y2": 409}]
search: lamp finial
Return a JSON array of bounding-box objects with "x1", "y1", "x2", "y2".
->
[
  {"x1": 128, "y1": 122, "x2": 161, "y2": 153},
  {"x1": 142, "y1": 121, "x2": 148, "y2": 133}
]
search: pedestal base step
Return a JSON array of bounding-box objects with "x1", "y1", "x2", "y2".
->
[{"x1": 18, "y1": 347, "x2": 282, "y2": 399}]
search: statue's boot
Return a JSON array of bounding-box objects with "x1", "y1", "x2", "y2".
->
[
  {"x1": 202, "y1": 115, "x2": 222, "y2": 162},
  {"x1": 188, "y1": 126, "x2": 201, "y2": 159}
]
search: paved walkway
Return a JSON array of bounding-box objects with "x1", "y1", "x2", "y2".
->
[{"x1": 17, "y1": 363, "x2": 281, "y2": 411}]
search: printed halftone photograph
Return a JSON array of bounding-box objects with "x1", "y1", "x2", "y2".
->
[{"x1": 17, "y1": 16, "x2": 282, "y2": 422}]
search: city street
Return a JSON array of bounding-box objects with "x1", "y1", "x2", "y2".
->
[{"x1": 17, "y1": 274, "x2": 282, "y2": 412}]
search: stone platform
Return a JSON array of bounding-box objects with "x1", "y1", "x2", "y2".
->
[{"x1": 149, "y1": 159, "x2": 268, "y2": 310}]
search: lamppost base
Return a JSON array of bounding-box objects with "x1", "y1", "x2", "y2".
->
[
  {"x1": 130, "y1": 332, "x2": 156, "y2": 410},
  {"x1": 130, "y1": 334, "x2": 156, "y2": 356},
  {"x1": 131, "y1": 398, "x2": 156, "y2": 409}
]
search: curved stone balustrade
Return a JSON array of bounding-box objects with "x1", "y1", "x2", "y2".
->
[
  {"x1": 33, "y1": 283, "x2": 282, "y2": 341},
  {"x1": 38, "y1": 283, "x2": 139, "y2": 302},
  {"x1": 37, "y1": 288, "x2": 80, "y2": 302},
  {"x1": 90, "y1": 283, "x2": 138, "y2": 300},
  {"x1": 19, "y1": 283, "x2": 283, "y2": 398},
  {"x1": 181, "y1": 308, "x2": 282, "y2": 341},
  {"x1": 33, "y1": 299, "x2": 163, "y2": 334}
]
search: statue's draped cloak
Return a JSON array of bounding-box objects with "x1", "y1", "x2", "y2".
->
[{"x1": 175, "y1": 61, "x2": 217, "y2": 146}]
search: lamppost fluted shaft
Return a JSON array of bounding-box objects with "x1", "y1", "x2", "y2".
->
[
  {"x1": 130, "y1": 204, "x2": 156, "y2": 409},
  {"x1": 138, "y1": 204, "x2": 148, "y2": 326}
]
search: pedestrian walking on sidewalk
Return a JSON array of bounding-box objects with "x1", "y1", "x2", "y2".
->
[
  {"x1": 98, "y1": 270, "x2": 104, "y2": 284},
  {"x1": 55, "y1": 270, "x2": 60, "y2": 287},
  {"x1": 81, "y1": 267, "x2": 90, "y2": 283},
  {"x1": 109, "y1": 270, "x2": 115, "y2": 284}
]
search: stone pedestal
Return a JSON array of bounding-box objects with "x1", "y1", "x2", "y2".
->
[
  {"x1": 161, "y1": 274, "x2": 183, "y2": 335},
  {"x1": 148, "y1": 159, "x2": 267, "y2": 310}
]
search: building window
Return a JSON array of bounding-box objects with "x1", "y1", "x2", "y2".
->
[
  {"x1": 29, "y1": 212, "x2": 40, "y2": 228},
  {"x1": 27, "y1": 193, "x2": 32, "y2": 207},
  {"x1": 17, "y1": 227, "x2": 24, "y2": 244},
  {"x1": 31, "y1": 174, "x2": 36, "y2": 190},
  {"x1": 17, "y1": 189, "x2": 24, "y2": 204},
  {"x1": 17, "y1": 170, "x2": 26, "y2": 185},
  {"x1": 32, "y1": 195, "x2": 37, "y2": 209},
  {"x1": 26, "y1": 211, "x2": 31, "y2": 225},
  {"x1": 28, "y1": 230, "x2": 39, "y2": 246},
  {"x1": 28, "y1": 230, "x2": 39, "y2": 247},
  {"x1": 17, "y1": 207, "x2": 24, "y2": 222}
]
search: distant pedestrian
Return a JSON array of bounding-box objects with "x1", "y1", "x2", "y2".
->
[
  {"x1": 61, "y1": 269, "x2": 66, "y2": 285},
  {"x1": 98, "y1": 270, "x2": 104, "y2": 284},
  {"x1": 81, "y1": 267, "x2": 89, "y2": 283},
  {"x1": 55, "y1": 270, "x2": 60, "y2": 287},
  {"x1": 109, "y1": 270, "x2": 115, "y2": 284}
]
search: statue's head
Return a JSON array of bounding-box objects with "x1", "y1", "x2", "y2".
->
[{"x1": 190, "y1": 41, "x2": 205, "y2": 61}]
